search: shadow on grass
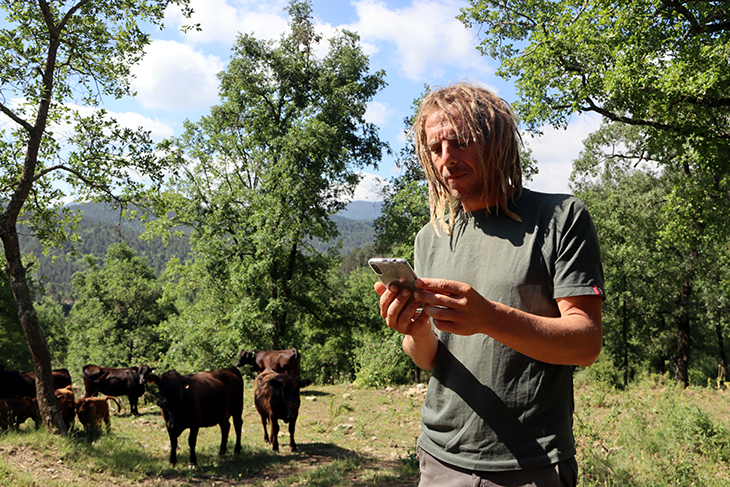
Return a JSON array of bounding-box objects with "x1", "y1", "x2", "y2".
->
[
  {"x1": 300, "y1": 389, "x2": 332, "y2": 397},
  {"x1": 153, "y1": 442, "x2": 416, "y2": 486}
]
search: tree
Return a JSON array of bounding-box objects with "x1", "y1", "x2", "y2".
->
[
  {"x1": 571, "y1": 122, "x2": 679, "y2": 385},
  {"x1": 66, "y1": 242, "x2": 174, "y2": 372},
  {"x1": 460, "y1": 0, "x2": 730, "y2": 385},
  {"x1": 149, "y1": 0, "x2": 387, "y2": 358},
  {"x1": 0, "y1": 0, "x2": 192, "y2": 431}
]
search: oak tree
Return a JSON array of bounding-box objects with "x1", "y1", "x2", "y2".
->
[
  {"x1": 0, "y1": 0, "x2": 192, "y2": 431},
  {"x1": 149, "y1": 0, "x2": 387, "y2": 359}
]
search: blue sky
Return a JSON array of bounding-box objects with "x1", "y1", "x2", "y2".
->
[{"x1": 102, "y1": 0, "x2": 602, "y2": 201}]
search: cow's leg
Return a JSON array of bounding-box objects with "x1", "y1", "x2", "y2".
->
[
  {"x1": 104, "y1": 414, "x2": 111, "y2": 433},
  {"x1": 188, "y1": 426, "x2": 199, "y2": 466},
  {"x1": 84, "y1": 380, "x2": 98, "y2": 398},
  {"x1": 270, "y1": 417, "x2": 280, "y2": 452},
  {"x1": 260, "y1": 415, "x2": 270, "y2": 444},
  {"x1": 288, "y1": 417, "x2": 297, "y2": 452},
  {"x1": 232, "y1": 414, "x2": 242, "y2": 454},
  {"x1": 218, "y1": 419, "x2": 230, "y2": 456},
  {"x1": 167, "y1": 427, "x2": 178, "y2": 465},
  {"x1": 129, "y1": 395, "x2": 139, "y2": 416}
]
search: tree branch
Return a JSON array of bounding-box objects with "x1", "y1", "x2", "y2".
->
[
  {"x1": 31, "y1": 163, "x2": 123, "y2": 203},
  {"x1": 0, "y1": 102, "x2": 33, "y2": 132}
]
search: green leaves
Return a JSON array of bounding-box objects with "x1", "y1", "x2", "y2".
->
[
  {"x1": 151, "y1": 0, "x2": 387, "y2": 353},
  {"x1": 66, "y1": 242, "x2": 173, "y2": 369},
  {"x1": 461, "y1": 0, "x2": 730, "y2": 158}
]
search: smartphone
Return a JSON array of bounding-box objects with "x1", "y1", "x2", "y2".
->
[{"x1": 368, "y1": 258, "x2": 418, "y2": 294}]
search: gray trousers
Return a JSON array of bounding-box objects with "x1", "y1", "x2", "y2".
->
[{"x1": 417, "y1": 447, "x2": 578, "y2": 487}]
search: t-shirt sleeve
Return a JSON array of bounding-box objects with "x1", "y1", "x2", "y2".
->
[{"x1": 551, "y1": 199, "x2": 605, "y2": 300}]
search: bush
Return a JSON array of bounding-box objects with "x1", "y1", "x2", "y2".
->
[{"x1": 353, "y1": 329, "x2": 413, "y2": 387}]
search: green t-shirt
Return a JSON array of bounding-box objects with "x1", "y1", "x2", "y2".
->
[{"x1": 414, "y1": 189, "x2": 604, "y2": 472}]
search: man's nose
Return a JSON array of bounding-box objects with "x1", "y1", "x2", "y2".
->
[{"x1": 442, "y1": 142, "x2": 458, "y2": 166}]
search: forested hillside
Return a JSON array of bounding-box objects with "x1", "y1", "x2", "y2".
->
[{"x1": 19, "y1": 202, "x2": 379, "y2": 302}]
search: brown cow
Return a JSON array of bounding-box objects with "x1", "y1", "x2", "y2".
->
[
  {"x1": 54, "y1": 386, "x2": 76, "y2": 430},
  {"x1": 0, "y1": 368, "x2": 72, "y2": 399},
  {"x1": 236, "y1": 348, "x2": 301, "y2": 377},
  {"x1": 82, "y1": 364, "x2": 145, "y2": 415},
  {"x1": 254, "y1": 368, "x2": 312, "y2": 452},
  {"x1": 0, "y1": 396, "x2": 38, "y2": 429},
  {"x1": 75, "y1": 396, "x2": 121, "y2": 433},
  {"x1": 156, "y1": 367, "x2": 243, "y2": 466}
]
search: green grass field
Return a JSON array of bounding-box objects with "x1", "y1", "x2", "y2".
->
[{"x1": 2, "y1": 374, "x2": 730, "y2": 486}]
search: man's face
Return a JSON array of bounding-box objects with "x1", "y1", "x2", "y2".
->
[{"x1": 424, "y1": 110, "x2": 488, "y2": 212}]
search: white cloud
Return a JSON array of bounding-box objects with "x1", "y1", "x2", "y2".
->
[
  {"x1": 365, "y1": 101, "x2": 393, "y2": 126},
  {"x1": 131, "y1": 40, "x2": 224, "y2": 112},
  {"x1": 346, "y1": 0, "x2": 491, "y2": 81},
  {"x1": 524, "y1": 114, "x2": 603, "y2": 194},
  {"x1": 165, "y1": 0, "x2": 290, "y2": 45},
  {"x1": 114, "y1": 112, "x2": 176, "y2": 141},
  {"x1": 353, "y1": 171, "x2": 389, "y2": 201}
]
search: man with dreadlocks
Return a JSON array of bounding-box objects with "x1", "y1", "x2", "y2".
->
[{"x1": 375, "y1": 82, "x2": 605, "y2": 487}]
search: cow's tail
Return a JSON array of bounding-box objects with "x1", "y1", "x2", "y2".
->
[{"x1": 105, "y1": 397, "x2": 122, "y2": 414}]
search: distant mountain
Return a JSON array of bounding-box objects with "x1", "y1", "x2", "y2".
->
[
  {"x1": 18, "y1": 203, "x2": 191, "y2": 301},
  {"x1": 338, "y1": 200, "x2": 382, "y2": 221}
]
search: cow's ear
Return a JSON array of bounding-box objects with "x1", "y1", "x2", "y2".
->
[{"x1": 299, "y1": 379, "x2": 312, "y2": 388}]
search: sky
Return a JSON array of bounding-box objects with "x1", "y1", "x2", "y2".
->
[{"x1": 101, "y1": 0, "x2": 603, "y2": 202}]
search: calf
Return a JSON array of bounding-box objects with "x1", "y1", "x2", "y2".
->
[
  {"x1": 0, "y1": 396, "x2": 38, "y2": 429},
  {"x1": 82, "y1": 364, "x2": 145, "y2": 415},
  {"x1": 156, "y1": 367, "x2": 243, "y2": 466},
  {"x1": 54, "y1": 386, "x2": 76, "y2": 430},
  {"x1": 236, "y1": 348, "x2": 301, "y2": 377},
  {"x1": 254, "y1": 368, "x2": 312, "y2": 452},
  {"x1": 75, "y1": 396, "x2": 121, "y2": 433}
]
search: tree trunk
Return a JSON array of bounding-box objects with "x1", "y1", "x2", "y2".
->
[
  {"x1": 621, "y1": 285, "x2": 629, "y2": 388},
  {"x1": 674, "y1": 276, "x2": 692, "y2": 387},
  {"x1": 0, "y1": 227, "x2": 67, "y2": 433},
  {"x1": 716, "y1": 318, "x2": 728, "y2": 387}
]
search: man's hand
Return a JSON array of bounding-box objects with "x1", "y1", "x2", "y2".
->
[{"x1": 374, "y1": 281, "x2": 437, "y2": 370}]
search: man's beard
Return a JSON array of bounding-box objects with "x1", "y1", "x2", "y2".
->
[{"x1": 447, "y1": 179, "x2": 486, "y2": 207}]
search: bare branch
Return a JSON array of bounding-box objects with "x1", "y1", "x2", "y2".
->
[
  {"x1": 31, "y1": 163, "x2": 122, "y2": 202},
  {"x1": 0, "y1": 101, "x2": 33, "y2": 132},
  {"x1": 578, "y1": 97, "x2": 730, "y2": 139},
  {"x1": 571, "y1": 0, "x2": 589, "y2": 25}
]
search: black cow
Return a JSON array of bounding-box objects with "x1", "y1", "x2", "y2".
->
[
  {"x1": 156, "y1": 367, "x2": 243, "y2": 466},
  {"x1": 82, "y1": 364, "x2": 145, "y2": 416},
  {"x1": 138, "y1": 364, "x2": 159, "y2": 387},
  {"x1": 0, "y1": 367, "x2": 72, "y2": 399},
  {"x1": 253, "y1": 368, "x2": 311, "y2": 452},
  {"x1": 236, "y1": 348, "x2": 301, "y2": 377}
]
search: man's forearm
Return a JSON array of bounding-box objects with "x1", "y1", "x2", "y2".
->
[{"x1": 403, "y1": 328, "x2": 439, "y2": 371}]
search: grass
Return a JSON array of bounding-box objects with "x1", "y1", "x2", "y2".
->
[
  {"x1": 574, "y1": 372, "x2": 730, "y2": 487},
  {"x1": 0, "y1": 382, "x2": 423, "y2": 486},
  {"x1": 2, "y1": 374, "x2": 730, "y2": 486}
]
